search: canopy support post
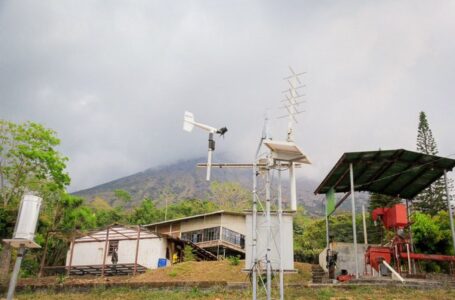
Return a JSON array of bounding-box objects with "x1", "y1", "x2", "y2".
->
[
  {"x1": 325, "y1": 202, "x2": 330, "y2": 249},
  {"x1": 362, "y1": 204, "x2": 368, "y2": 245},
  {"x1": 444, "y1": 170, "x2": 455, "y2": 255},
  {"x1": 349, "y1": 163, "x2": 359, "y2": 279},
  {"x1": 406, "y1": 199, "x2": 416, "y2": 274}
]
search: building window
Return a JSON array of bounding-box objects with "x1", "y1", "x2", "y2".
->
[
  {"x1": 203, "y1": 227, "x2": 220, "y2": 241},
  {"x1": 181, "y1": 227, "x2": 220, "y2": 243},
  {"x1": 108, "y1": 240, "x2": 119, "y2": 255},
  {"x1": 222, "y1": 228, "x2": 245, "y2": 249}
]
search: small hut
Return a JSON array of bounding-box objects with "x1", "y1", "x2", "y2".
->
[{"x1": 65, "y1": 225, "x2": 168, "y2": 276}]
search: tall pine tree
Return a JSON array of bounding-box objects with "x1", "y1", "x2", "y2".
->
[{"x1": 414, "y1": 111, "x2": 451, "y2": 215}]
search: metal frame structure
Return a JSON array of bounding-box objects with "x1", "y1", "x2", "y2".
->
[
  {"x1": 190, "y1": 67, "x2": 310, "y2": 300},
  {"x1": 314, "y1": 149, "x2": 455, "y2": 279},
  {"x1": 250, "y1": 67, "x2": 310, "y2": 300},
  {"x1": 66, "y1": 225, "x2": 156, "y2": 277}
]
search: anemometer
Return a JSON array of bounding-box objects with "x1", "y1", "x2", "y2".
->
[{"x1": 183, "y1": 111, "x2": 227, "y2": 181}]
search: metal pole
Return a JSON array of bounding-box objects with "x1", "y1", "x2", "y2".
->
[
  {"x1": 278, "y1": 163, "x2": 284, "y2": 300},
  {"x1": 325, "y1": 202, "x2": 330, "y2": 249},
  {"x1": 6, "y1": 246, "x2": 26, "y2": 300},
  {"x1": 349, "y1": 163, "x2": 359, "y2": 279},
  {"x1": 406, "y1": 243, "x2": 411, "y2": 275},
  {"x1": 101, "y1": 227, "x2": 110, "y2": 277},
  {"x1": 265, "y1": 168, "x2": 272, "y2": 300},
  {"x1": 406, "y1": 199, "x2": 416, "y2": 274},
  {"x1": 289, "y1": 163, "x2": 297, "y2": 211},
  {"x1": 362, "y1": 205, "x2": 368, "y2": 245},
  {"x1": 251, "y1": 116, "x2": 268, "y2": 300},
  {"x1": 252, "y1": 160, "x2": 258, "y2": 300},
  {"x1": 134, "y1": 225, "x2": 141, "y2": 275},
  {"x1": 206, "y1": 132, "x2": 214, "y2": 181},
  {"x1": 444, "y1": 170, "x2": 455, "y2": 255}
]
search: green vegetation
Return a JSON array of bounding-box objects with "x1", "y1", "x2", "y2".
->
[
  {"x1": 208, "y1": 181, "x2": 250, "y2": 211},
  {"x1": 183, "y1": 245, "x2": 196, "y2": 262},
  {"x1": 114, "y1": 189, "x2": 132, "y2": 207},
  {"x1": 227, "y1": 255, "x2": 240, "y2": 266},
  {"x1": 0, "y1": 120, "x2": 71, "y2": 282},
  {"x1": 414, "y1": 111, "x2": 453, "y2": 215},
  {"x1": 13, "y1": 286, "x2": 455, "y2": 300},
  {"x1": 2, "y1": 112, "x2": 455, "y2": 283},
  {"x1": 0, "y1": 120, "x2": 245, "y2": 280},
  {"x1": 293, "y1": 208, "x2": 384, "y2": 263}
]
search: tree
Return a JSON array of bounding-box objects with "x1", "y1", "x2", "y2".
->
[
  {"x1": 166, "y1": 199, "x2": 218, "y2": 220},
  {"x1": 0, "y1": 120, "x2": 70, "y2": 207},
  {"x1": 414, "y1": 112, "x2": 451, "y2": 215},
  {"x1": 208, "y1": 181, "x2": 250, "y2": 211},
  {"x1": 89, "y1": 197, "x2": 125, "y2": 227},
  {"x1": 113, "y1": 189, "x2": 132, "y2": 207},
  {"x1": 411, "y1": 211, "x2": 453, "y2": 272},
  {"x1": 0, "y1": 120, "x2": 70, "y2": 283},
  {"x1": 129, "y1": 198, "x2": 162, "y2": 225},
  {"x1": 38, "y1": 193, "x2": 97, "y2": 275}
]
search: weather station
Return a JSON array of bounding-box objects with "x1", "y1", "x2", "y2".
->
[
  {"x1": 183, "y1": 111, "x2": 227, "y2": 181},
  {"x1": 3, "y1": 194, "x2": 42, "y2": 300},
  {"x1": 185, "y1": 67, "x2": 311, "y2": 300}
]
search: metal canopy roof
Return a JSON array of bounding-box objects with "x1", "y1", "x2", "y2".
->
[{"x1": 314, "y1": 149, "x2": 455, "y2": 199}]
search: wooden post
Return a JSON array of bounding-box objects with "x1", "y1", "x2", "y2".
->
[
  {"x1": 101, "y1": 226, "x2": 110, "y2": 277},
  {"x1": 67, "y1": 233, "x2": 76, "y2": 276},
  {"x1": 133, "y1": 225, "x2": 141, "y2": 275}
]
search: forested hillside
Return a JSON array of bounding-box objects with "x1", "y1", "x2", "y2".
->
[{"x1": 74, "y1": 156, "x2": 369, "y2": 215}]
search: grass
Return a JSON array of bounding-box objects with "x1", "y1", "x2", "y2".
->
[
  {"x1": 17, "y1": 261, "x2": 310, "y2": 287},
  {"x1": 13, "y1": 286, "x2": 455, "y2": 300},
  {"x1": 11, "y1": 261, "x2": 455, "y2": 299}
]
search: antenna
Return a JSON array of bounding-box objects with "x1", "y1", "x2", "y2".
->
[
  {"x1": 183, "y1": 111, "x2": 228, "y2": 181},
  {"x1": 281, "y1": 66, "x2": 306, "y2": 142}
]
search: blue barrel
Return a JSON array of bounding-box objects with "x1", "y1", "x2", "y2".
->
[{"x1": 157, "y1": 258, "x2": 167, "y2": 268}]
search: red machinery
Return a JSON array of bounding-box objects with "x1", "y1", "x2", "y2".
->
[{"x1": 365, "y1": 204, "x2": 455, "y2": 275}]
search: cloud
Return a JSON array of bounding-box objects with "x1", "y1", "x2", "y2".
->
[{"x1": 1, "y1": 0, "x2": 455, "y2": 191}]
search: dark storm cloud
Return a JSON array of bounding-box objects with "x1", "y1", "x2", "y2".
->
[{"x1": 1, "y1": 1, "x2": 455, "y2": 191}]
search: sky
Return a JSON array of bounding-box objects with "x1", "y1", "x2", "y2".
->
[{"x1": 1, "y1": 1, "x2": 455, "y2": 192}]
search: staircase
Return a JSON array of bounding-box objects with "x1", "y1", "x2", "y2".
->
[{"x1": 312, "y1": 264, "x2": 329, "y2": 283}]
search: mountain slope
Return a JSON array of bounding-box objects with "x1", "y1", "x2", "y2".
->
[{"x1": 74, "y1": 157, "x2": 369, "y2": 215}]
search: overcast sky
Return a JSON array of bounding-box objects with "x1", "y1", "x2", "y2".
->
[{"x1": 1, "y1": 1, "x2": 455, "y2": 192}]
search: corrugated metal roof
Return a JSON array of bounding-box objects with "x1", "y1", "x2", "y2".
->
[
  {"x1": 143, "y1": 210, "x2": 245, "y2": 227},
  {"x1": 314, "y1": 149, "x2": 455, "y2": 199}
]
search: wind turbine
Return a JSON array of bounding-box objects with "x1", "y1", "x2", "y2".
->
[{"x1": 183, "y1": 111, "x2": 227, "y2": 181}]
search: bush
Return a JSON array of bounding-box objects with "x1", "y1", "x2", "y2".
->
[
  {"x1": 227, "y1": 255, "x2": 240, "y2": 266},
  {"x1": 183, "y1": 245, "x2": 195, "y2": 262}
]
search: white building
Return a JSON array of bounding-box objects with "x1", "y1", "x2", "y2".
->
[
  {"x1": 65, "y1": 225, "x2": 169, "y2": 275},
  {"x1": 145, "y1": 211, "x2": 246, "y2": 258}
]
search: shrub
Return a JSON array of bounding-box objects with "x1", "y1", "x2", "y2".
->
[
  {"x1": 183, "y1": 245, "x2": 195, "y2": 262},
  {"x1": 227, "y1": 255, "x2": 240, "y2": 266}
]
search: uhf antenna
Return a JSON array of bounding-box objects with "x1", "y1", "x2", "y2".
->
[
  {"x1": 279, "y1": 66, "x2": 306, "y2": 142},
  {"x1": 183, "y1": 111, "x2": 228, "y2": 181}
]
